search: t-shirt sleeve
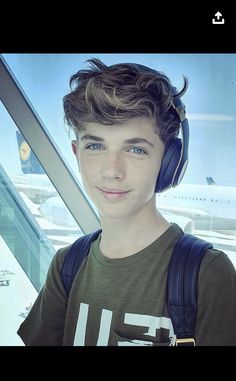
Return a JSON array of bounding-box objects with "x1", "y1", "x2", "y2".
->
[
  {"x1": 195, "y1": 249, "x2": 236, "y2": 346},
  {"x1": 17, "y1": 246, "x2": 70, "y2": 346}
]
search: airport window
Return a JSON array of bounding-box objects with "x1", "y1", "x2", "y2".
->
[
  {"x1": 0, "y1": 101, "x2": 85, "y2": 344},
  {"x1": 1, "y1": 53, "x2": 236, "y2": 345}
]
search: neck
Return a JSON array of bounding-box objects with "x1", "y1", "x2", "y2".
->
[{"x1": 99, "y1": 197, "x2": 170, "y2": 258}]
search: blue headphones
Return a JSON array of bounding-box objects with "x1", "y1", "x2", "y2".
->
[
  {"x1": 155, "y1": 97, "x2": 189, "y2": 193},
  {"x1": 109, "y1": 62, "x2": 189, "y2": 193}
]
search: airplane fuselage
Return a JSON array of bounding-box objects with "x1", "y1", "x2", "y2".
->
[{"x1": 157, "y1": 184, "x2": 236, "y2": 219}]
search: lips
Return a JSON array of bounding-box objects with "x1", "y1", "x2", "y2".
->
[
  {"x1": 98, "y1": 187, "x2": 130, "y2": 194},
  {"x1": 97, "y1": 187, "x2": 131, "y2": 200}
]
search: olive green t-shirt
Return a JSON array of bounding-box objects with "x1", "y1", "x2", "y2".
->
[{"x1": 17, "y1": 223, "x2": 236, "y2": 346}]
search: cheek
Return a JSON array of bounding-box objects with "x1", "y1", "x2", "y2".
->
[
  {"x1": 119, "y1": 164, "x2": 157, "y2": 201},
  {"x1": 139, "y1": 160, "x2": 162, "y2": 194},
  {"x1": 79, "y1": 155, "x2": 98, "y2": 182},
  {"x1": 133, "y1": 158, "x2": 161, "y2": 183},
  {"x1": 139, "y1": 170, "x2": 159, "y2": 194}
]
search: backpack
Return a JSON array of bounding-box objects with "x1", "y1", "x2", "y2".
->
[{"x1": 60, "y1": 230, "x2": 212, "y2": 346}]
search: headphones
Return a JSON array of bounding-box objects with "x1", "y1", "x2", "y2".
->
[
  {"x1": 109, "y1": 62, "x2": 189, "y2": 193},
  {"x1": 155, "y1": 97, "x2": 189, "y2": 193}
]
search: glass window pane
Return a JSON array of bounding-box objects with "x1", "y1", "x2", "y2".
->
[{"x1": 0, "y1": 101, "x2": 83, "y2": 345}]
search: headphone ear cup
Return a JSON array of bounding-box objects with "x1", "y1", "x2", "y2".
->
[{"x1": 155, "y1": 138, "x2": 182, "y2": 193}]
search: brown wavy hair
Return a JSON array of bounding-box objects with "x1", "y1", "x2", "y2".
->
[{"x1": 63, "y1": 58, "x2": 188, "y2": 144}]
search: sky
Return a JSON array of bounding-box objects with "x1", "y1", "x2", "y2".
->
[{"x1": 1, "y1": 53, "x2": 236, "y2": 186}]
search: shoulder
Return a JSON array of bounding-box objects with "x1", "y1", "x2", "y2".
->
[
  {"x1": 51, "y1": 244, "x2": 71, "y2": 270},
  {"x1": 198, "y1": 247, "x2": 236, "y2": 288},
  {"x1": 196, "y1": 248, "x2": 236, "y2": 345},
  {"x1": 200, "y1": 248, "x2": 235, "y2": 277},
  {"x1": 42, "y1": 243, "x2": 75, "y2": 297}
]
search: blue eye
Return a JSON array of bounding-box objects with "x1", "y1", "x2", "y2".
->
[
  {"x1": 86, "y1": 143, "x2": 104, "y2": 151},
  {"x1": 129, "y1": 147, "x2": 147, "y2": 155}
]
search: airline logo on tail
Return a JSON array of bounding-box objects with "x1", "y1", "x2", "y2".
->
[{"x1": 16, "y1": 131, "x2": 45, "y2": 174}]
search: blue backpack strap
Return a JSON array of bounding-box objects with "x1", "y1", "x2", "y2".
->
[
  {"x1": 61, "y1": 229, "x2": 102, "y2": 296},
  {"x1": 167, "y1": 233, "x2": 213, "y2": 346}
]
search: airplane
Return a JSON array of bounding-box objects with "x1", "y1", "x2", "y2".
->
[
  {"x1": 3, "y1": 132, "x2": 83, "y2": 250},
  {"x1": 11, "y1": 173, "x2": 58, "y2": 204},
  {"x1": 157, "y1": 181, "x2": 236, "y2": 234},
  {"x1": 13, "y1": 131, "x2": 58, "y2": 203},
  {"x1": 19, "y1": 191, "x2": 83, "y2": 249}
]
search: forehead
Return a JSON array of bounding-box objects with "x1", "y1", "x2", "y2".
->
[{"x1": 80, "y1": 118, "x2": 161, "y2": 141}]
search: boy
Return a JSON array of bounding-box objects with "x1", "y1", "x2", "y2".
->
[{"x1": 17, "y1": 58, "x2": 236, "y2": 346}]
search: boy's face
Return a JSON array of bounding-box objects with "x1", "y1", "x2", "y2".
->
[{"x1": 73, "y1": 117, "x2": 165, "y2": 220}]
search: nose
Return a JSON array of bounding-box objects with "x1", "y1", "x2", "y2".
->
[{"x1": 101, "y1": 152, "x2": 126, "y2": 181}]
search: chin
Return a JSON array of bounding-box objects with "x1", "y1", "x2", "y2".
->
[
  {"x1": 98, "y1": 203, "x2": 143, "y2": 220},
  {"x1": 97, "y1": 205, "x2": 130, "y2": 219}
]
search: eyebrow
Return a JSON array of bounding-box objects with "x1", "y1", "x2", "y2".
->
[{"x1": 80, "y1": 134, "x2": 155, "y2": 148}]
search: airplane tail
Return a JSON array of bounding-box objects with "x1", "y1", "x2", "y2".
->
[
  {"x1": 16, "y1": 131, "x2": 45, "y2": 174},
  {"x1": 206, "y1": 177, "x2": 217, "y2": 186}
]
